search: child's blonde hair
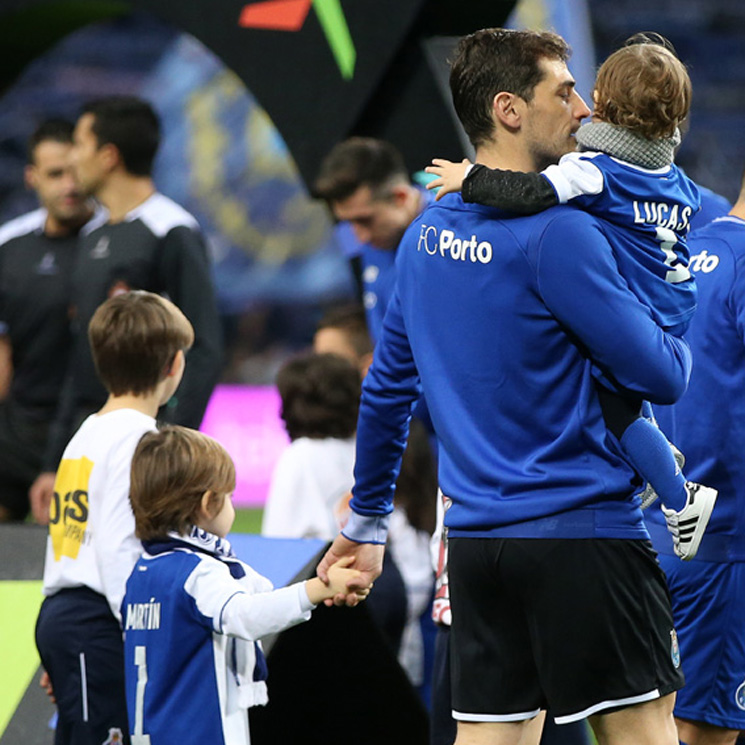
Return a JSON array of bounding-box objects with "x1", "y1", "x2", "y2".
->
[
  {"x1": 593, "y1": 34, "x2": 691, "y2": 140},
  {"x1": 130, "y1": 426, "x2": 235, "y2": 540}
]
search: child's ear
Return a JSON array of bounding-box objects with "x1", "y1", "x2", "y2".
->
[
  {"x1": 166, "y1": 349, "x2": 185, "y2": 378},
  {"x1": 199, "y1": 490, "x2": 220, "y2": 519}
]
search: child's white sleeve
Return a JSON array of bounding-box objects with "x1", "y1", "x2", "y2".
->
[
  {"x1": 221, "y1": 583, "x2": 315, "y2": 640},
  {"x1": 542, "y1": 152, "x2": 605, "y2": 204},
  {"x1": 184, "y1": 558, "x2": 315, "y2": 640}
]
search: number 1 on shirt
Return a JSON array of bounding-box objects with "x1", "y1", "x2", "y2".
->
[{"x1": 131, "y1": 645, "x2": 151, "y2": 745}]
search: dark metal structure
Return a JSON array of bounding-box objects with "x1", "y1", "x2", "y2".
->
[{"x1": 0, "y1": 0, "x2": 517, "y2": 185}]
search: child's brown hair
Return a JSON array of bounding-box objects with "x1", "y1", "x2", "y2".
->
[
  {"x1": 593, "y1": 34, "x2": 691, "y2": 140},
  {"x1": 277, "y1": 353, "x2": 361, "y2": 441},
  {"x1": 130, "y1": 426, "x2": 235, "y2": 540},
  {"x1": 88, "y1": 291, "x2": 194, "y2": 396}
]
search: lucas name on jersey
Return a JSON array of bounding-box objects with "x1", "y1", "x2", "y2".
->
[
  {"x1": 124, "y1": 594, "x2": 162, "y2": 631},
  {"x1": 633, "y1": 200, "x2": 693, "y2": 234}
]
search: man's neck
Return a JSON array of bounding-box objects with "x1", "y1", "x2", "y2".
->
[
  {"x1": 97, "y1": 173, "x2": 156, "y2": 224},
  {"x1": 97, "y1": 392, "x2": 160, "y2": 418},
  {"x1": 475, "y1": 137, "x2": 538, "y2": 173},
  {"x1": 44, "y1": 209, "x2": 93, "y2": 238}
]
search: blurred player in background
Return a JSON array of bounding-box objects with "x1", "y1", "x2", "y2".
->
[
  {"x1": 0, "y1": 119, "x2": 101, "y2": 522},
  {"x1": 650, "y1": 171, "x2": 745, "y2": 745}
]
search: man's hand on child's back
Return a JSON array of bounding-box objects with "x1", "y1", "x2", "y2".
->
[{"x1": 425, "y1": 158, "x2": 472, "y2": 201}]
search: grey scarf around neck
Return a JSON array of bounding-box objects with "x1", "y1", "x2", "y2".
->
[{"x1": 575, "y1": 121, "x2": 681, "y2": 170}]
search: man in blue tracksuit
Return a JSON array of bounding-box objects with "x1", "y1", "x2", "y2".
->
[{"x1": 318, "y1": 28, "x2": 689, "y2": 745}]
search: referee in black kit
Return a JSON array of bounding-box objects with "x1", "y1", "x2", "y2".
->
[
  {"x1": 0, "y1": 119, "x2": 102, "y2": 522},
  {"x1": 30, "y1": 97, "x2": 224, "y2": 523}
]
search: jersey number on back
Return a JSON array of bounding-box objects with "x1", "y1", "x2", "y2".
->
[
  {"x1": 131, "y1": 646, "x2": 151, "y2": 745},
  {"x1": 657, "y1": 226, "x2": 692, "y2": 284}
]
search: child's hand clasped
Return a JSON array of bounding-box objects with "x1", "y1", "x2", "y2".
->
[
  {"x1": 425, "y1": 158, "x2": 472, "y2": 201},
  {"x1": 306, "y1": 556, "x2": 371, "y2": 605},
  {"x1": 326, "y1": 555, "x2": 370, "y2": 600}
]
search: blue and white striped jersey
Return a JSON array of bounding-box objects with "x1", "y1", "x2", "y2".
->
[{"x1": 122, "y1": 536, "x2": 314, "y2": 745}]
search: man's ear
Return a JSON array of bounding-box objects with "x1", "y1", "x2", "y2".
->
[
  {"x1": 493, "y1": 91, "x2": 522, "y2": 130},
  {"x1": 99, "y1": 142, "x2": 120, "y2": 172},
  {"x1": 390, "y1": 184, "x2": 411, "y2": 208},
  {"x1": 24, "y1": 164, "x2": 38, "y2": 191}
]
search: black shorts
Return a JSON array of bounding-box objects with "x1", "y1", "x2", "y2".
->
[
  {"x1": 35, "y1": 587, "x2": 130, "y2": 745},
  {"x1": 448, "y1": 537, "x2": 684, "y2": 724}
]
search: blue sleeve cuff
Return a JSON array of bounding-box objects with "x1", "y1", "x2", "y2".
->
[{"x1": 341, "y1": 510, "x2": 391, "y2": 544}]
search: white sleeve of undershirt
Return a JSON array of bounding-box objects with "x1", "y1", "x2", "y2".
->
[{"x1": 542, "y1": 152, "x2": 605, "y2": 204}]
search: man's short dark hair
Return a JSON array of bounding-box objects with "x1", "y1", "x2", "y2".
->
[
  {"x1": 81, "y1": 96, "x2": 160, "y2": 177},
  {"x1": 313, "y1": 137, "x2": 409, "y2": 203},
  {"x1": 277, "y1": 353, "x2": 361, "y2": 441},
  {"x1": 450, "y1": 28, "x2": 570, "y2": 149},
  {"x1": 28, "y1": 118, "x2": 75, "y2": 164}
]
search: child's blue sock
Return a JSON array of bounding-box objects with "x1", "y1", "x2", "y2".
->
[{"x1": 620, "y1": 417, "x2": 687, "y2": 512}]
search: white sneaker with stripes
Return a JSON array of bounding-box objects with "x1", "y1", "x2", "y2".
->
[{"x1": 661, "y1": 482, "x2": 718, "y2": 561}]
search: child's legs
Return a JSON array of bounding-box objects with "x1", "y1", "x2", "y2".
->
[
  {"x1": 36, "y1": 588, "x2": 130, "y2": 745},
  {"x1": 595, "y1": 383, "x2": 686, "y2": 511}
]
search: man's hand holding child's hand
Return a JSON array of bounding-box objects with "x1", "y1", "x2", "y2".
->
[{"x1": 306, "y1": 556, "x2": 371, "y2": 605}]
